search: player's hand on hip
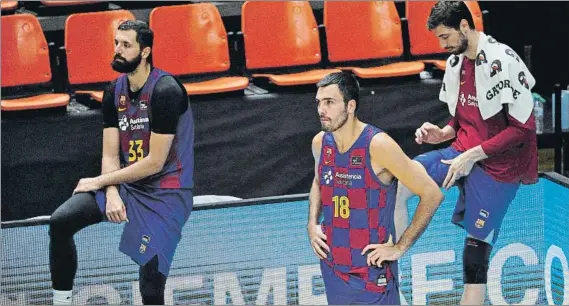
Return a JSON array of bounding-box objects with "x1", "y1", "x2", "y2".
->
[
  {"x1": 441, "y1": 154, "x2": 475, "y2": 189},
  {"x1": 415, "y1": 122, "x2": 443, "y2": 144},
  {"x1": 362, "y1": 235, "x2": 403, "y2": 267},
  {"x1": 106, "y1": 193, "x2": 128, "y2": 224},
  {"x1": 73, "y1": 177, "x2": 103, "y2": 195},
  {"x1": 307, "y1": 224, "x2": 329, "y2": 259}
]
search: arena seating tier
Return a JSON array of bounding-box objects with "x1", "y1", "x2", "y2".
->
[{"x1": 1, "y1": 1, "x2": 487, "y2": 111}]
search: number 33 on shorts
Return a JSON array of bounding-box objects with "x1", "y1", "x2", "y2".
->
[{"x1": 333, "y1": 195, "x2": 350, "y2": 219}]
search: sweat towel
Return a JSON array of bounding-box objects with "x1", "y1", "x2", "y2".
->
[{"x1": 439, "y1": 32, "x2": 535, "y2": 124}]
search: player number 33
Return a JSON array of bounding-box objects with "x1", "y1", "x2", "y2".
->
[
  {"x1": 333, "y1": 195, "x2": 350, "y2": 219},
  {"x1": 128, "y1": 140, "x2": 144, "y2": 162}
]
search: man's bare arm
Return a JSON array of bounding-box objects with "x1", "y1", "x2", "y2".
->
[
  {"x1": 441, "y1": 125, "x2": 457, "y2": 142},
  {"x1": 96, "y1": 132, "x2": 174, "y2": 187},
  {"x1": 371, "y1": 133, "x2": 444, "y2": 253},
  {"x1": 307, "y1": 131, "x2": 329, "y2": 259},
  {"x1": 101, "y1": 128, "x2": 121, "y2": 195},
  {"x1": 308, "y1": 132, "x2": 324, "y2": 225}
]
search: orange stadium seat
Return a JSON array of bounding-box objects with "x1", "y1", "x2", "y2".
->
[
  {"x1": 1, "y1": 1, "x2": 18, "y2": 11},
  {"x1": 242, "y1": 1, "x2": 340, "y2": 86},
  {"x1": 406, "y1": 1, "x2": 484, "y2": 70},
  {"x1": 150, "y1": 3, "x2": 249, "y2": 95},
  {"x1": 1, "y1": 14, "x2": 70, "y2": 111},
  {"x1": 324, "y1": 1, "x2": 425, "y2": 79},
  {"x1": 465, "y1": 1, "x2": 485, "y2": 30},
  {"x1": 41, "y1": 1, "x2": 99, "y2": 6},
  {"x1": 64, "y1": 10, "x2": 135, "y2": 102}
]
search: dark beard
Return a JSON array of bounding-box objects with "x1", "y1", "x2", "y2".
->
[
  {"x1": 111, "y1": 53, "x2": 142, "y2": 73},
  {"x1": 322, "y1": 108, "x2": 349, "y2": 132},
  {"x1": 449, "y1": 33, "x2": 469, "y2": 55}
]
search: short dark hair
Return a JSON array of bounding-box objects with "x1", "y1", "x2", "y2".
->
[
  {"x1": 317, "y1": 72, "x2": 360, "y2": 113},
  {"x1": 427, "y1": 1, "x2": 475, "y2": 31},
  {"x1": 117, "y1": 20, "x2": 154, "y2": 65}
]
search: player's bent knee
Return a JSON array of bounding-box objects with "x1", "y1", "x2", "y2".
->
[
  {"x1": 49, "y1": 209, "x2": 69, "y2": 238},
  {"x1": 463, "y1": 237, "x2": 493, "y2": 284}
]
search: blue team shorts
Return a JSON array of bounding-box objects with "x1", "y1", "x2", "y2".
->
[
  {"x1": 320, "y1": 261, "x2": 400, "y2": 305},
  {"x1": 95, "y1": 184, "x2": 193, "y2": 277},
  {"x1": 413, "y1": 146, "x2": 520, "y2": 245}
]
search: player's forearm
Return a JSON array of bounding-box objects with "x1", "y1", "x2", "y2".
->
[
  {"x1": 441, "y1": 125, "x2": 457, "y2": 142},
  {"x1": 101, "y1": 155, "x2": 121, "y2": 174},
  {"x1": 395, "y1": 188, "x2": 443, "y2": 253},
  {"x1": 307, "y1": 178, "x2": 322, "y2": 225},
  {"x1": 96, "y1": 155, "x2": 164, "y2": 187},
  {"x1": 479, "y1": 125, "x2": 527, "y2": 157},
  {"x1": 463, "y1": 145, "x2": 489, "y2": 163},
  {"x1": 101, "y1": 156, "x2": 121, "y2": 194}
]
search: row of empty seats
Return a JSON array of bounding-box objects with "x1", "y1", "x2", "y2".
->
[
  {"x1": 1, "y1": 1, "x2": 105, "y2": 13},
  {"x1": 1, "y1": 1, "x2": 485, "y2": 111},
  {"x1": 0, "y1": 1, "x2": 188, "y2": 12},
  {"x1": 1, "y1": 1, "x2": 18, "y2": 12}
]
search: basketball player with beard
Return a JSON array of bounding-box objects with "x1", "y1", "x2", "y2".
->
[
  {"x1": 394, "y1": 2, "x2": 538, "y2": 304},
  {"x1": 49, "y1": 20, "x2": 195, "y2": 305},
  {"x1": 307, "y1": 72, "x2": 444, "y2": 304}
]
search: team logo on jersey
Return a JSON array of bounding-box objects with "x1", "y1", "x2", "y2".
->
[
  {"x1": 476, "y1": 50, "x2": 487, "y2": 66},
  {"x1": 324, "y1": 147, "x2": 333, "y2": 165},
  {"x1": 459, "y1": 92, "x2": 467, "y2": 106},
  {"x1": 119, "y1": 115, "x2": 129, "y2": 131},
  {"x1": 518, "y1": 71, "x2": 530, "y2": 89},
  {"x1": 475, "y1": 218, "x2": 485, "y2": 229},
  {"x1": 323, "y1": 170, "x2": 333, "y2": 185},
  {"x1": 139, "y1": 244, "x2": 146, "y2": 254},
  {"x1": 118, "y1": 117, "x2": 150, "y2": 132},
  {"x1": 490, "y1": 60, "x2": 502, "y2": 77},
  {"x1": 505, "y1": 48, "x2": 520, "y2": 62},
  {"x1": 118, "y1": 95, "x2": 127, "y2": 112},
  {"x1": 351, "y1": 156, "x2": 363, "y2": 166}
]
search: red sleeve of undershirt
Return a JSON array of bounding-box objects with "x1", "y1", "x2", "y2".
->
[
  {"x1": 447, "y1": 117, "x2": 459, "y2": 131},
  {"x1": 481, "y1": 113, "x2": 535, "y2": 156}
]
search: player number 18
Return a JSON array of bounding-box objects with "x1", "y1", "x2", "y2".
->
[{"x1": 333, "y1": 195, "x2": 350, "y2": 219}]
